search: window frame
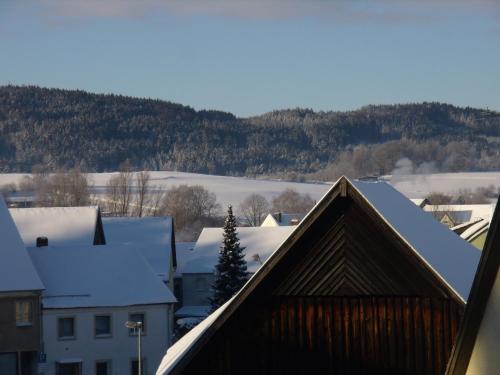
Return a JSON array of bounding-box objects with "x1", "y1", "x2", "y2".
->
[
  {"x1": 15, "y1": 300, "x2": 33, "y2": 327},
  {"x1": 94, "y1": 314, "x2": 112, "y2": 339},
  {"x1": 130, "y1": 358, "x2": 146, "y2": 375},
  {"x1": 57, "y1": 316, "x2": 76, "y2": 341},
  {"x1": 128, "y1": 312, "x2": 146, "y2": 336},
  {"x1": 95, "y1": 359, "x2": 111, "y2": 375}
]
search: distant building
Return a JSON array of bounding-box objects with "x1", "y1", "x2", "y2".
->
[
  {"x1": 0, "y1": 195, "x2": 45, "y2": 375},
  {"x1": 175, "y1": 227, "x2": 293, "y2": 319},
  {"x1": 446, "y1": 201, "x2": 500, "y2": 374},
  {"x1": 261, "y1": 212, "x2": 306, "y2": 227},
  {"x1": 102, "y1": 216, "x2": 177, "y2": 289},
  {"x1": 10, "y1": 206, "x2": 106, "y2": 247},
  {"x1": 158, "y1": 177, "x2": 480, "y2": 375},
  {"x1": 29, "y1": 245, "x2": 176, "y2": 375},
  {"x1": 423, "y1": 204, "x2": 494, "y2": 228}
]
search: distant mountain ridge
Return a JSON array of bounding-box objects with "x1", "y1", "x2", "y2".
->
[{"x1": 0, "y1": 85, "x2": 499, "y2": 176}]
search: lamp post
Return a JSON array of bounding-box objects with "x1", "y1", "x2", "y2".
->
[{"x1": 125, "y1": 321, "x2": 143, "y2": 375}]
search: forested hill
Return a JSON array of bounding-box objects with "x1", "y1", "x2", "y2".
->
[{"x1": 1, "y1": 85, "x2": 500, "y2": 177}]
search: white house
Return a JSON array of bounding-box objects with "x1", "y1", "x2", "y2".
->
[
  {"x1": 260, "y1": 212, "x2": 306, "y2": 227},
  {"x1": 29, "y1": 245, "x2": 176, "y2": 375},
  {"x1": 10, "y1": 206, "x2": 106, "y2": 246},
  {"x1": 175, "y1": 226, "x2": 294, "y2": 319},
  {"x1": 102, "y1": 217, "x2": 176, "y2": 289}
]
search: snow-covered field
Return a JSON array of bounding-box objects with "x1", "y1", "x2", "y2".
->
[{"x1": 1, "y1": 171, "x2": 499, "y2": 210}]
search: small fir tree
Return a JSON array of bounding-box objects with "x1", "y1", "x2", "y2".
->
[{"x1": 210, "y1": 205, "x2": 249, "y2": 310}]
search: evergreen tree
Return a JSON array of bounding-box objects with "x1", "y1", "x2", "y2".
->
[{"x1": 210, "y1": 205, "x2": 249, "y2": 310}]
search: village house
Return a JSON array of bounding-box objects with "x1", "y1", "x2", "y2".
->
[
  {"x1": 10, "y1": 206, "x2": 106, "y2": 247},
  {"x1": 29, "y1": 244, "x2": 176, "y2": 375},
  {"x1": 174, "y1": 226, "x2": 294, "y2": 320},
  {"x1": 102, "y1": 216, "x2": 177, "y2": 290},
  {"x1": 446, "y1": 201, "x2": 500, "y2": 374},
  {"x1": 423, "y1": 204, "x2": 493, "y2": 228},
  {"x1": 0, "y1": 196, "x2": 45, "y2": 375},
  {"x1": 157, "y1": 177, "x2": 481, "y2": 375}
]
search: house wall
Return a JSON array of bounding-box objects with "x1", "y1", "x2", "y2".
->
[
  {"x1": 466, "y1": 270, "x2": 500, "y2": 375},
  {"x1": 470, "y1": 232, "x2": 487, "y2": 250},
  {"x1": 0, "y1": 292, "x2": 41, "y2": 353},
  {"x1": 39, "y1": 304, "x2": 173, "y2": 375},
  {"x1": 182, "y1": 273, "x2": 214, "y2": 306},
  {"x1": 260, "y1": 214, "x2": 278, "y2": 227}
]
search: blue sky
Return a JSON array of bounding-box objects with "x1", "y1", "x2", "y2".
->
[{"x1": 1, "y1": 0, "x2": 499, "y2": 116}]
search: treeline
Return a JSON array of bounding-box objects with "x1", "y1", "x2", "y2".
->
[
  {"x1": 313, "y1": 139, "x2": 500, "y2": 181},
  {"x1": 1, "y1": 85, "x2": 500, "y2": 176}
]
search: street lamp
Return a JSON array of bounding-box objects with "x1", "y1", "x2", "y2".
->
[{"x1": 125, "y1": 321, "x2": 143, "y2": 375}]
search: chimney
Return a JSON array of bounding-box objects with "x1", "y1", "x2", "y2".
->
[{"x1": 36, "y1": 237, "x2": 48, "y2": 247}]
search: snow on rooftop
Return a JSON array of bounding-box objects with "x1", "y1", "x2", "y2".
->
[
  {"x1": 29, "y1": 244, "x2": 176, "y2": 308},
  {"x1": 352, "y1": 180, "x2": 481, "y2": 301},
  {"x1": 174, "y1": 242, "x2": 196, "y2": 277},
  {"x1": 102, "y1": 217, "x2": 173, "y2": 281},
  {"x1": 261, "y1": 213, "x2": 306, "y2": 227},
  {"x1": 183, "y1": 226, "x2": 294, "y2": 274},
  {"x1": 0, "y1": 195, "x2": 44, "y2": 292},
  {"x1": 423, "y1": 204, "x2": 494, "y2": 224},
  {"x1": 10, "y1": 206, "x2": 99, "y2": 247},
  {"x1": 156, "y1": 298, "x2": 233, "y2": 375},
  {"x1": 174, "y1": 305, "x2": 211, "y2": 318},
  {"x1": 460, "y1": 219, "x2": 490, "y2": 241}
]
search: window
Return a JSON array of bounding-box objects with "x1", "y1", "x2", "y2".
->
[
  {"x1": 195, "y1": 277, "x2": 205, "y2": 291},
  {"x1": 130, "y1": 359, "x2": 146, "y2": 375},
  {"x1": 128, "y1": 313, "x2": 145, "y2": 335},
  {"x1": 15, "y1": 300, "x2": 33, "y2": 326},
  {"x1": 0, "y1": 353, "x2": 17, "y2": 374},
  {"x1": 94, "y1": 315, "x2": 112, "y2": 337},
  {"x1": 95, "y1": 360, "x2": 110, "y2": 375},
  {"x1": 58, "y1": 317, "x2": 75, "y2": 339},
  {"x1": 57, "y1": 362, "x2": 81, "y2": 375}
]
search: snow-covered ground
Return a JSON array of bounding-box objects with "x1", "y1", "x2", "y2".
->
[{"x1": 1, "y1": 171, "x2": 499, "y2": 210}]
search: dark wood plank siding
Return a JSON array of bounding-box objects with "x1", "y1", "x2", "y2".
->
[{"x1": 183, "y1": 296, "x2": 462, "y2": 375}]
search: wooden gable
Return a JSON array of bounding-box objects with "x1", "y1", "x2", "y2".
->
[{"x1": 166, "y1": 178, "x2": 467, "y2": 375}]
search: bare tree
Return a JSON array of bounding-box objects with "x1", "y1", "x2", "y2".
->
[
  {"x1": 147, "y1": 186, "x2": 166, "y2": 217},
  {"x1": 239, "y1": 193, "x2": 269, "y2": 226},
  {"x1": 160, "y1": 185, "x2": 221, "y2": 239},
  {"x1": 35, "y1": 169, "x2": 90, "y2": 207},
  {"x1": 135, "y1": 171, "x2": 151, "y2": 217},
  {"x1": 105, "y1": 168, "x2": 134, "y2": 216},
  {"x1": 272, "y1": 188, "x2": 315, "y2": 213}
]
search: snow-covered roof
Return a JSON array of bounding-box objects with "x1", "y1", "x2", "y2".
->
[
  {"x1": 156, "y1": 177, "x2": 482, "y2": 375},
  {"x1": 423, "y1": 204, "x2": 494, "y2": 224},
  {"x1": 410, "y1": 198, "x2": 428, "y2": 207},
  {"x1": 261, "y1": 213, "x2": 306, "y2": 227},
  {"x1": 157, "y1": 298, "x2": 233, "y2": 375},
  {"x1": 174, "y1": 242, "x2": 196, "y2": 277},
  {"x1": 183, "y1": 226, "x2": 294, "y2": 274},
  {"x1": 102, "y1": 217, "x2": 174, "y2": 282},
  {"x1": 29, "y1": 244, "x2": 176, "y2": 308},
  {"x1": 0, "y1": 195, "x2": 44, "y2": 292},
  {"x1": 461, "y1": 219, "x2": 490, "y2": 242},
  {"x1": 10, "y1": 206, "x2": 101, "y2": 247},
  {"x1": 351, "y1": 180, "x2": 481, "y2": 302},
  {"x1": 174, "y1": 305, "x2": 211, "y2": 318}
]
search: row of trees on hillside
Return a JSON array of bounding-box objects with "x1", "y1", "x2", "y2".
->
[{"x1": 2, "y1": 86, "x2": 500, "y2": 176}]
